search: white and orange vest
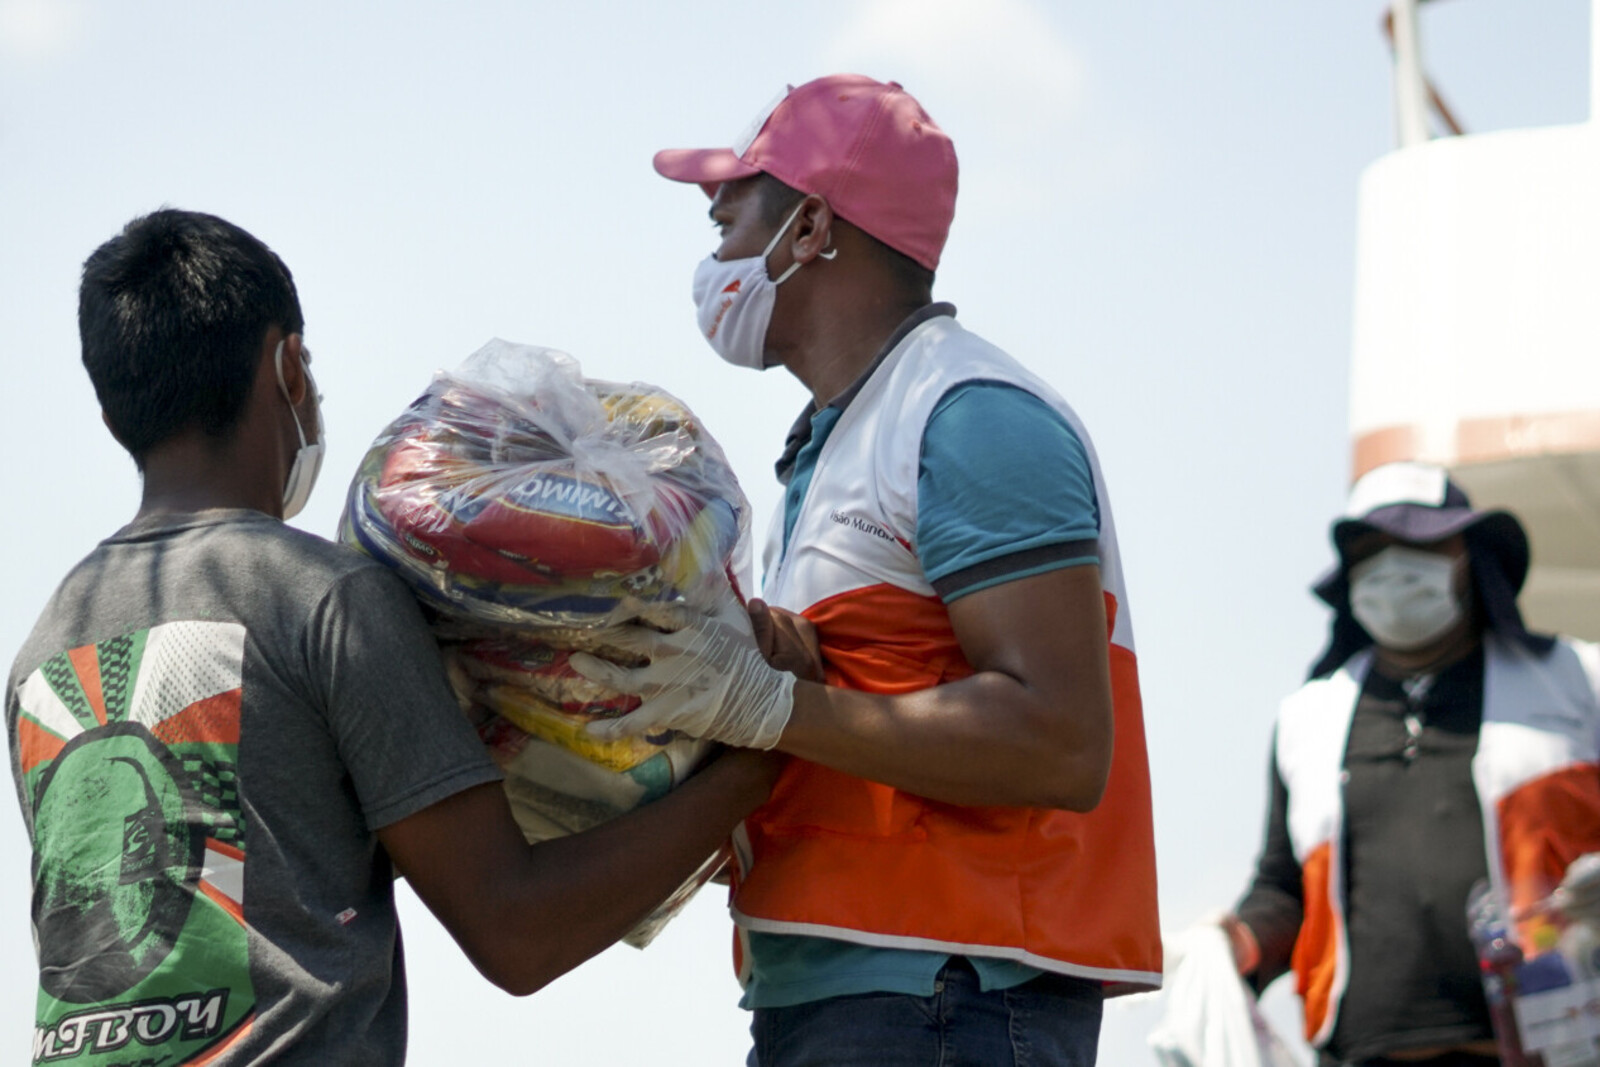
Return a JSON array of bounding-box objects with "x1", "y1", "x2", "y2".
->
[
  {"x1": 1275, "y1": 635, "x2": 1600, "y2": 1046},
  {"x1": 728, "y1": 315, "x2": 1163, "y2": 992}
]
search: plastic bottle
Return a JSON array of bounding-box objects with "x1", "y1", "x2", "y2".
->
[
  {"x1": 1550, "y1": 855, "x2": 1600, "y2": 1065},
  {"x1": 1468, "y1": 879, "x2": 1545, "y2": 1067}
]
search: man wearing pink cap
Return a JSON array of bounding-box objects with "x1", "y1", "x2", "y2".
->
[{"x1": 572, "y1": 74, "x2": 1161, "y2": 1065}]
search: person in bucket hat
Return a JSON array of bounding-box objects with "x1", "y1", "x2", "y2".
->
[
  {"x1": 567, "y1": 75, "x2": 1162, "y2": 1064},
  {"x1": 1221, "y1": 461, "x2": 1600, "y2": 1066},
  {"x1": 1307, "y1": 460, "x2": 1544, "y2": 680}
]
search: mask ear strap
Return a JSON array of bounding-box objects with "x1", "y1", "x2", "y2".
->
[
  {"x1": 273, "y1": 339, "x2": 311, "y2": 449},
  {"x1": 766, "y1": 201, "x2": 838, "y2": 282},
  {"x1": 273, "y1": 339, "x2": 288, "y2": 393},
  {"x1": 761, "y1": 201, "x2": 810, "y2": 260}
]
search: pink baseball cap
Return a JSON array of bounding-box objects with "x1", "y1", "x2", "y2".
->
[{"x1": 654, "y1": 74, "x2": 958, "y2": 271}]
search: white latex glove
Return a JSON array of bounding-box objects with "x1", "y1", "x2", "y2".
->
[{"x1": 570, "y1": 599, "x2": 796, "y2": 750}]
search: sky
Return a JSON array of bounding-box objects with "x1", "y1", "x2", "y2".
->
[{"x1": 0, "y1": 1, "x2": 1592, "y2": 1063}]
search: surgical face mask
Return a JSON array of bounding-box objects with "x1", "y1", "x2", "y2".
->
[
  {"x1": 274, "y1": 340, "x2": 325, "y2": 520},
  {"x1": 692, "y1": 201, "x2": 810, "y2": 370},
  {"x1": 1347, "y1": 544, "x2": 1465, "y2": 651}
]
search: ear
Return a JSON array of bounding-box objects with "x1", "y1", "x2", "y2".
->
[
  {"x1": 790, "y1": 195, "x2": 837, "y2": 266},
  {"x1": 270, "y1": 330, "x2": 309, "y2": 405},
  {"x1": 100, "y1": 409, "x2": 126, "y2": 447}
]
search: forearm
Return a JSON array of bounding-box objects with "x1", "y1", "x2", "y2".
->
[
  {"x1": 575, "y1": 571, "x2": 1113, "y2": 811},
  {"x1": 509, "y1": 749, "x2": 774, "y2": 986},
  {"x1": 394, "y1": 748, "x2": 779, "y2": 995},
  {"x1": 1235, "y1": 745, "x2": 1304, "y2": 988},
  {"x1": 777, "y1": 671, "x2": 1110, "y2": 810}
]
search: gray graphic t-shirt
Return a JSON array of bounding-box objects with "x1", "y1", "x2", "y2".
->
[{"x1": 6, "y1": 510, "x2": 501, "y2": 1065}]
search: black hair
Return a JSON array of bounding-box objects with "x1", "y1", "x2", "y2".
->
[
  {"x1": 79, "y1": 209, "x2": 304, "y2": 467},
  {"x1": 753, "y1": 172, "x2": 807, "y2": 228},
  {"x1": 752, "y1": 173, "x2": 935, "y2": 300}
]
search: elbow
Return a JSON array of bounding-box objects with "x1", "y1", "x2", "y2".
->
[
  {"x1": 463, "y1": 931, "x2": 567, "y2": 997},
  {"x1": 1061, "y1": 776, "x2": 1109, "y2": 814},
  {"x1": 477, "y1": 955, "x2": 559, "y2": 998},
  {"x1": 1028, "y1": 736, "x2": 1112, "y2": 812},
  {"x1": 1037, "y1": 695, "x2": 1113, "y2": 812},
  {"x1": 450, "y1": 885, "x2": 624, "y2": 996},
  {"x1": 1001, "y1": 758, "x2": 1107, "y2": 811},
  {"x1": 492, "y1": 975, "x2": 549, "y2": 999},
  {"x1": 923, "y1": 685, "x2": 1118, "y2": 809},
  {"x1": 1040, "y1": 762, "x2": 1109, "y2": 812}
]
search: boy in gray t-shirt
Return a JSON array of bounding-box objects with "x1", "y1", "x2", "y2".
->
[
  {"x1": 7, "y1": 209, "x2": 780, "y2": 1066},
  {"x1": 12, "y1": 512, "x2": 499, "y2": 1063}
]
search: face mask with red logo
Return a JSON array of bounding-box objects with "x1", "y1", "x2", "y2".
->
[{"x1": 691, "y1": 201, "x2": 807, "y2": 370}]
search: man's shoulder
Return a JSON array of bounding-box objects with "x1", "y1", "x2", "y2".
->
[
  {"x1": 895, "y1": 318, "x2": 1075, "y2": 421},
  {"x1": 237, "y1": 518, "x2": 390, "y2": 581},
  {"x1": 137, "y1": 510, "x2": 389, "y2": 583},
  {"x1": 153, "y1": 516, "x2": 421, "y2": 633},
  {"x1": 9, "y1": 514, "x2": 397, "y2": 691},
  {"x1": 1279, "y1": 655, "x2": 1370, "y2": 722},
  {"x1": 901, "y1": 315, "x2": 1014, "y2": 370},
  {"x1": 1492, "y1": 632, "x2": 1600, "y2": 717}
]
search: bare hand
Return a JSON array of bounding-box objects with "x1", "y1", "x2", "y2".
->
[
  {"x1": 747, "y1": 598, "x2": 825, "y2": 682},
  {"x1": 1219, "y1": 913, "x2": 1261, "y2": 975}
]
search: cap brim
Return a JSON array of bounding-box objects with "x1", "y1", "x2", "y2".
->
[
  {"x1": 1329, "y1": 505, "x2": 1531, "y2": 592},
  {"x1": 1332, "y1": 504, "x2": 1484, "y2": 551},
  {"x1": 1332, "y1": 503, "x2": 1526, "y2": 553},
  {"x1": 653, "y1": 148, "x2": 762, "y2": 198}
]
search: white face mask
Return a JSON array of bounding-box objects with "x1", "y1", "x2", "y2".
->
[
  {"x1": 692, "y1": 201, "x2": 810, "y2": 370},
  {"x1": 1348, "y1": 545, "x2": 1465, "y2": 651},
  {"x1": 274, "y1": 340, "x2": 325, "y2": 521}
]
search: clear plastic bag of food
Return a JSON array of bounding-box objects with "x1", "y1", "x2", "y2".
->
[
  {"x1": 339, "y1": 340, "x2": 751, "y2": 946},
  {"x1": 341, "y1": 339, "x2": 749, "y2": 630}
]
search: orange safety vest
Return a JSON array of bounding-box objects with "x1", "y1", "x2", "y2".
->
[
  {"x1": 729, "y1": 316, "x2": 1162, "y2": 992},
  {"x1": 1274, "y1": 636, "x2": 1600, "y2": 1046}
]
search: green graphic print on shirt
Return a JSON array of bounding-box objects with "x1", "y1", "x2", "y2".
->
[{"x1": 14, "y1": 621, "x2": 256, "y2": 1065}]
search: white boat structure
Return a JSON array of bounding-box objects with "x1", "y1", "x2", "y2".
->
[{"x1": 1350, "y1": 0, "x2": 1600, "y2": 638}]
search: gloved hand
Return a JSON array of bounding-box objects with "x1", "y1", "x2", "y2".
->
[{"x1": 570, "y1": 598, "x2": 797, "y2": 750}]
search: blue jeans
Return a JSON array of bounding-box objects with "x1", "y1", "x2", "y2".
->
[{"x1": 746, "y1": 958, "x2": 1104, "y2": 1066}]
